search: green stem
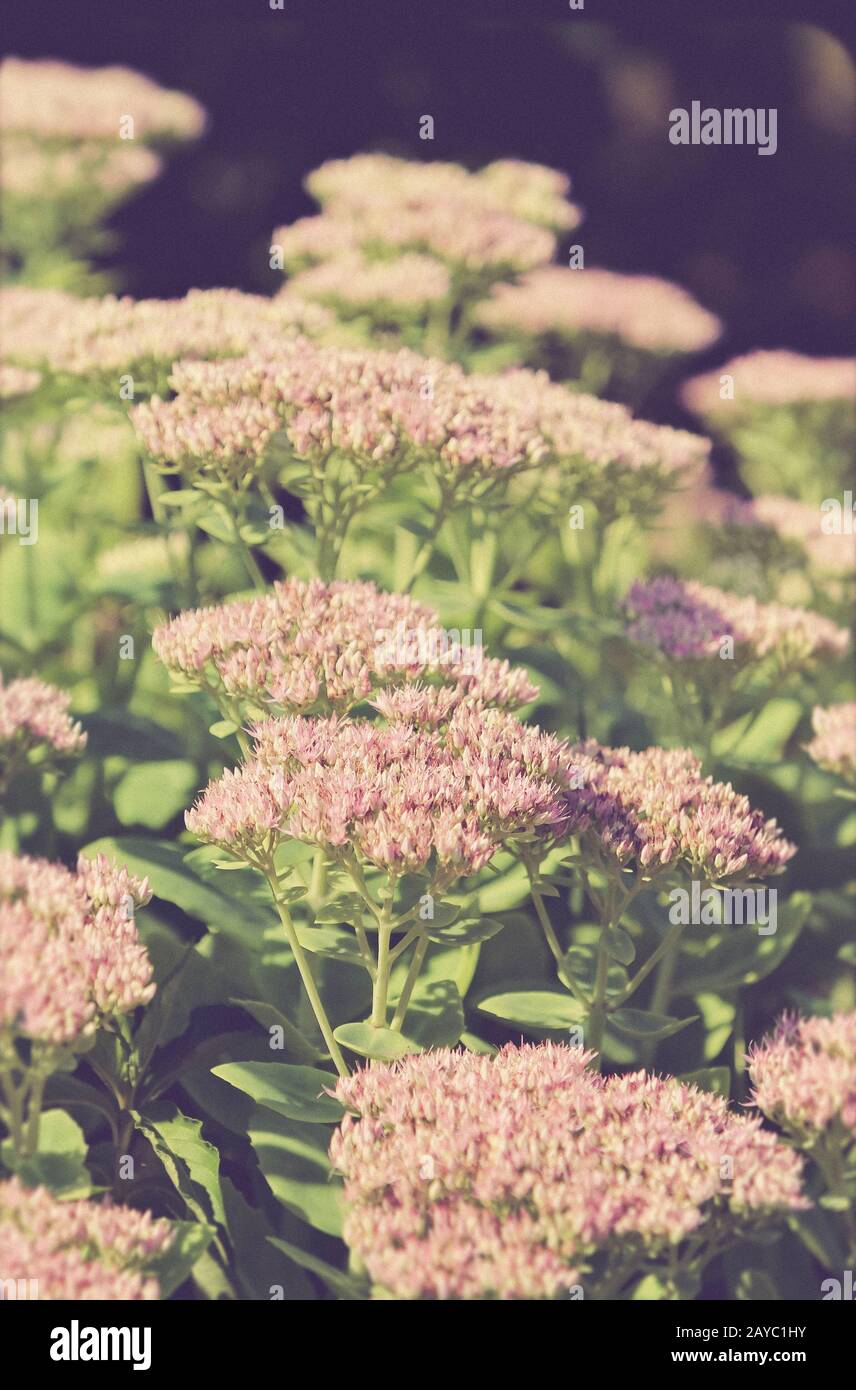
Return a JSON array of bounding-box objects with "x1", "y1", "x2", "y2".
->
[
  {"x1": 23, "y1": 1071, "x2": 46, "y2": 1157},
  {"x1": 402, "y1": 485, "x2": 455, "y2": 593},
  {"x1": 527, "y1": 874, "x2": 589, "y2": 1007},
  {"x1": 614, "y1": 919, "x2": 684, "y2": 1007},
  {"x1": 372, "y1": 911, "x2": 393, "y2": 1028},
  {"x1": 390, "y1": 936, "x2": 429, "y2": 1032},
  {"x1": 262, "y1": 866, "x2": 348, "y2": 1077}
]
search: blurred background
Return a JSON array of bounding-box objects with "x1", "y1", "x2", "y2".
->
[{"x1": 4, "y1": 0, "x2": 855, "y2": 400}]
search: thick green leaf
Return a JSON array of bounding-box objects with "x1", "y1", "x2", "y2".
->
[
  {"x1": 677, "y1": 1067, "x2": 731, "y2": 1098},
  {"x1": 229, "y1": 999, "x2": 324, "y2": 1063},
  {"x1": 396, "y1": 979, "x2": 465, "y2": 1049},
  {"x1": 605, "y1": 924, "x2": 636, "y2": 965},
  {"x1": 135, "y1": 1104, "x2": 225, "y2": 1228},
  {"x1": 333, "y1": 1022, "x2": 421, "y2": 1060},
  {"x1": 212, "y1": 1063, "x2": 344, "y2": 1124},
  {"x1": 222, "y1": 1180, "x2": 314, "y2": 1300},
  {"x1": 675, "y1": 893, "x2": 810, "y2": 993},
  {"x1": 249, "y1": 1107, "x2": 343, "y2": 1236},
  {"x1": 149, "y1": 1220, "x2": 216, "y2": 1298},
  {"x1": 610, "y1": 1009, "x2": 698, "y2": 1041},
  {"x1": 113, "y1": 760, "x2": 200, "y2": 829},
  {"x1": 426, "y1": 916, "x2": 506, "y2": 946},
  {"x1": 2, "y1": 1110, "x2": 90, "y2": 1197},
  {"x1": 267, "y1": 1237, "x2": 366, "y2": 1300},
  {"x1": 476, "y1": 990, "x2": 587, "y2": 1030},
  {"x1": 295, "y1": 923, "x2": 364, "y2": 966}
]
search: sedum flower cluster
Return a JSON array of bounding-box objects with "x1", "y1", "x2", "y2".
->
[
  {"x1": 0, "y1": 671, "x2": 87, "y2": 798},
  {"x1": 748, "y1": 1010, "x2": 856, "y2": 1144},
  {"x1": 330, "y1": 1042, "x2": 807, "y2": 1300},
  {"x1": 805, "y1": 703, "x2": 856, "y2": 785},
  {"x1": 0, "y1": 1177, "x2": 173, "y2": 1300}
]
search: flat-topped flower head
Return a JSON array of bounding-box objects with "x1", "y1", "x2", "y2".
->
[
  {"x1": 623, "y1": 575, "x2": 849, "y2": 666},
  {"x1": 0, "y1": 364, "x2": 41, "y2": 400},
  {"x1": 748, "y1": 1010, "x2": 856, "y2": 1141},
  {"x1": 130, "y1": 393, "x2": 280, "y2": 483},
  {"x1": 0, "y1": 57, "x2": 205, "y2": 142},
  {"x1": 682, "y1": 350, "x2": 856, "y2": 415},
  {"x1": 708, "y1": 492, "x2": 856, "y2": 578},
  {"x1": 805, "y1": 703, "x2": 856, "y2": 784},
  {"x1": 287, "y1": 252, "x2": 451, "y2": 319},
  {"x1": 0, "y1": 852, "x2": 154, "y2": 1046},
  {"x1": 476, "y1": 266, "x2": 721, "y2": 355},
  {"x1": 0, "y1": 286, "x2": 329, "y2": 389},
  {"x1": 562, "y1": 741, "x2": 796, "y2": 882},
  {"x1": 187, "y1": 710, "x2": 570, "y2": 880},
  {"x1": 153, "y1": 577, "x2": 537, "y2": 722},
  {"x1": 0, "y1": 672, "x2": 86, "y2": 794},
  {"x1": 305, "y1": 153, "x2": 581, "y2": 230},
  {"x1": 330, "y1": 1043, "x2": 806, "y2": 1300},
  {"x1": 0, "y1": 1178, "x2": 173, "y2": 1300}
]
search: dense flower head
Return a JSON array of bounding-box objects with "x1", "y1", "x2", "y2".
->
[
  {"x1": 305, "y1": 153, "x2": 581, "y2": 230},
  {"x1": 707, "y1": 492, "x2": 856, "y2": 577},
  {"x1": 165, "y1": 344, "x2": 550, "y2": 487},
  {"x1": 805, "y1": 703, "x2": 856, "y2": 784},
  {"x1": 563, "y1": 741, "x2": 796, "y2": 881},
  {"x1": 681, "y1": 350, "x2": 856, "y2": 415},
  {"x1": 287, "y1": 252, "x2": 451, "y2": 315},
  {"x1": 0, "y1": 852, "x2": 154, "y2": 1046},
  {"x1": 0, "y1": 286, "x2": 330, "y2": 382},
  {"x1": 475, "y1": 266, "x2": 721, "y2": 354},
  {"x1": 1, "y1": 135, "x2": 161, "y2": 204},
  {"x1": 187, "y1": 709, "x2": 572, "y2": 878},
  {"x1": 0, "y1": 672, "x2": 87, "y2": 784},
  {"x1": 498, "y1": 368, "x2": 710, "y2": 509},
  {"x1": 130, "y1": 393, "x2": 280, "y2": 481},
  {"x1": 153, "y1": 577, "x2": 536, "y2": 719},
  {"x1": 0, "y1": 57, "x2": 205, "y2": 142},
  {"x1": 330, "y1": 1042, "x2": 806, "y2": 1300},
  {"x1": 623, "y1": 575, "x2": 849, "y2": 664},
  {"x1": 0, "y1": 364, "x2": 42, "y2": 400},
  {"x1": 748, "y1": 1010, "x2": 856, "y2": 1141},
  {"x1": 0, "y1": 1178, "x2": 173, "y2": 1300}
]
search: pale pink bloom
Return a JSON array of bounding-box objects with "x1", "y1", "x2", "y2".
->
[
  {"x1": 0, "y1": 286, "x2": 329, "y2": 381},
  {"x1": 305, "y1": 153, "x2": 581, "y2": 230},
  {"x1": 705, "y1": 492, "x2": 856, "y2": 577},
  {"x1": 130, "y1": 393, "x2": 280, "y2": 480},
  {"x1": 153, "y1": 577, "x2": 537, "y2": 719},
  {"x1": 476, "y1": 266, "x2": 721, "y2": 354},
  {"x1": 681, "y1": 350, "x2": 856, "y2": 414},
  {"x1": 0, "y1": 1177, "x2": 173, "y2": 1300},
  {"x1": 623, "y1": 575, "x2": 849, "y2": 664},
  {"x1": 0, "y1": 672, "x2": 87, "y2": 788},
  {"x1": 1, "y1": 135, "x2": 161, "y2": 201},
  {"x1": 0, "y1": 57, "x2": 205, "y2": 142},
  {"x1": 0, "y1": 851, "x2": 154, "y2": 1045},
  {"x1": 288, "y1": 252, "x2": 451, "y2": 314},
  {"x1": 187, "y1": 711, "x2": 571, "y2": 879},
  {"x1": 748, "y1": 1011, "x2": 856, "y2": 1141},
  {"x1": 0, "y1": 364, "x2": 41, "y2": 399},
  {"x1": 563, "y1": 741, "x2": 795, "y2": 882},
  {"x1": 805, "y1": 703, "x2": 856, "y2": 784},
  {"x1": 330, "y1": 1043, "x2": 806, "y2": 1300}
]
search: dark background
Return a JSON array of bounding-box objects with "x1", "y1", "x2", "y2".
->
[{"x1": 5, "y1": 0, "x2": 855, "y2": 377}]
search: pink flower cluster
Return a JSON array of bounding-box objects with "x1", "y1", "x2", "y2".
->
[
  {"x1": 186, "y1": 709, "x2": 573, "y2": 879},
  {"x1": 1, "y1": 137, "x2": 162, "y2": 203},
  {"x1": 623, "y1": 575, "x2": 849, "y2": 664},
  {"x1": 706, "y1": 492, "x2": 855, "y2": 577},
  {"x1": 153, "y1": 577, "x2": 536, "y2": 720},
  {"x1": 748, "y1": 1011, "x2": 856, "y2": 1141},
  {"x1": 0, "y1": 286, "x2": 330, "y2": 383},
  {"x1": 0, "y1": 852, "x2": 154, "y2": 1046},
  {"x1": 0, "y1": 57, "x2": 205, "y2": 142},
  {"x1": 475, "y1": 266, "x2": 721, "y2": 354},
  {"x1": 288, "y1": 252, "x2": 451, "y2": 315},
  {"x1": 0, "y1": 672, "x2": 87, "y2": 783},
  {"x1": 681, "y1": 351, "x2": 856, "y2": 415},
  {"x1": 305, "y1": 154, "x2": 580, "y2": 230},
  {"x1": 805, "y1": 703, "x2": 856, "y2": 784},
  {"x1": 162, "y1": 344, "x2": 550, "y2": 490},
  {"x1": 330, "y1": 1043, "x2": 807, "y2": 1300},
  {"x1": 0, "y1": 1177, "x2": 173, "y2": 1300},
  {"x1": 564, "y1": 741, "x2": 795, "y2": 881},
  {"x1": 0, "y1": 364, "x2": 42, "y2": 400},
  {"x1": 274, "y1": 155, "x2": 580, "y2": 280}
]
